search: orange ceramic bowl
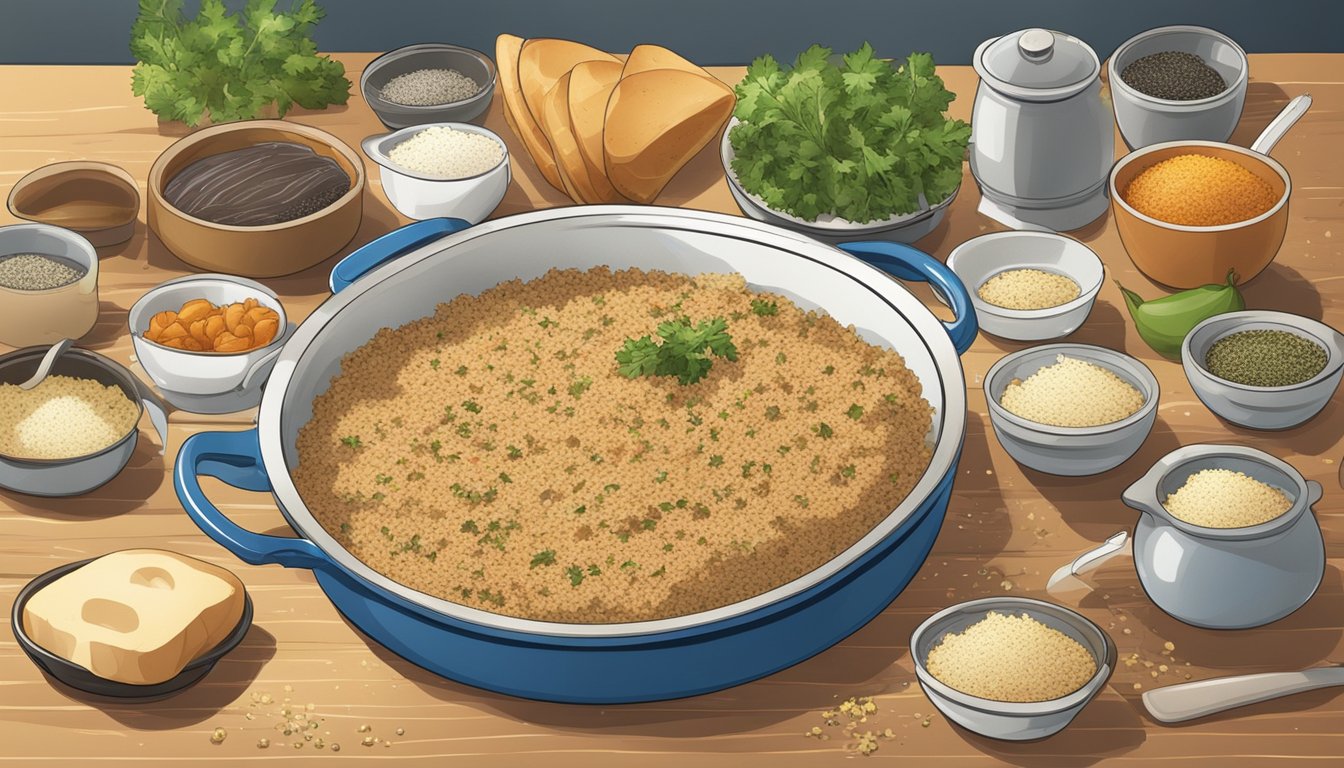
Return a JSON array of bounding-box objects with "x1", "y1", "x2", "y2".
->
[
  {"x1": 1109, "y1": 140, "x2": 1289, "y2": 289},
  {"x1": 147, "y1": 120, "x2": 365, "y2": 278}
]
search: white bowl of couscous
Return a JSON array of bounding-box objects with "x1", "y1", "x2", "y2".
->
[
  {"x1": 911, "y1": 597, "x2": 1115, "y2": 741},
  {"x1": 946, "y1": 232, "x2": 1104, "y2": 341},
  {"x1": 362, "y1": 122, "x2": 510, "y2": 223},
  {"x1": 985, "y1": 344, "x2": 1160, "y2": 476}
]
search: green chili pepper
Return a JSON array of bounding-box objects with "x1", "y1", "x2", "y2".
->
[{"x1": 1117, "y1": 269, "x2": 1245, "y2": 359}]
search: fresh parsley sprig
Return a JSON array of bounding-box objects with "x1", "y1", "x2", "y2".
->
[
  {"x1": 616, "y1": 317, "x2": 738, "y2": 385},
  {"x1": 729, "y1": 43, "x2": 970, "y2": 224},
  {"x1": 130, "y1": 0, "x2": 351, "y2": 127}
]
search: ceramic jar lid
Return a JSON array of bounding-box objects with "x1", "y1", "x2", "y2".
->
[{"x1": 975, "y1": 28, "x2": 1101, "y2": 102}]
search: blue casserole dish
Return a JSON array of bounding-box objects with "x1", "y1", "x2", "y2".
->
[{"x1": 174, "y1": 207, "x2": 974, "y2": 703}]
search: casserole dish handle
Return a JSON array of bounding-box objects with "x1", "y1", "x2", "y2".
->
[
  {"x1": 175, "y1": 428, "x2": 331, "y2": 571},
  {"x1": 329, "y1": 217, "x2": 472, "y2": 293},
  {"x1": 839, "y1": 241, "x2": 978, "y2": 355}
]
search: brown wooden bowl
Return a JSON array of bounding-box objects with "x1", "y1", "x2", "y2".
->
[
  {"x1": 7, "y1": 161, "x2": 140, "y2": 248},
  {"x1": 147, "y1": 120, "x2": 365, "y2": 278},
  {"x1": 1109, "y1": 141, "x2": 1289, "y2": 289}
]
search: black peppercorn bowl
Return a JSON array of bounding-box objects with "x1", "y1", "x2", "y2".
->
[{"x1": 1108, "y1": 25, "x2": 1248, "y2": 149}]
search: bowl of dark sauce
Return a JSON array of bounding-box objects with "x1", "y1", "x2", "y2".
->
[{"x1": 147, "y1": 119, "x2": 365, "y2": 278}]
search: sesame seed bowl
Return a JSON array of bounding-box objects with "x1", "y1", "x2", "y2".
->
[
  {"x1": 362, "y1": 122, "x2": 510, "y2": 223},
  {"x1": 360, "y1": 43, "x2": 497, "y2": 129},
  {"x1": 1181, "y1": 310, "x2": 1344, "y2": 430},
  {"x1": 945, "y1": 231, "x2": 1104, "y2": 341},
  {"x1": 911, "y1": 597, "x2": 1115, "y2": 741},
  {"x1": 984, "y1": 343, "x2": 1160, "y2": 476}
]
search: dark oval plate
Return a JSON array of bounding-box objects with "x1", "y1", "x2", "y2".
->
[{"x1": 11, "y1": 557, "x2": 253, "y2": 699}]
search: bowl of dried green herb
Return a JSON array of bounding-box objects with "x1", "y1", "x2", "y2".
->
[{"x1": 1182, "y1": 310, "x2": 1344, "y2": 430}]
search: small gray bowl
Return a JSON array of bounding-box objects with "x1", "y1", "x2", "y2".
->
[
  {"x1": 911, "y1": 597, "x2": 1115, "y2": 741},
  {"x1": 985, "y1": 344, "x2": 1160, "y2": 476},
  {"x1": 360, "y1": 43, "x2": 497, "y2": 129},
  {"x1": 720, "y1": 117, "x2": 957, "y2": 244},
  {"x1": 0, "y1": 346, "x2": 168, "y2": 497},
  {"x1": 1182, "y1": 310, "x2": 1344, "y2": 430},
  {"x1": 1108, "y1": 25, "x2": 1249, "y2": 149}
]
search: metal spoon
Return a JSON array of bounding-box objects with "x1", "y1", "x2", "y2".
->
[
  {"x1": 1144, "y1": 665, "x2": 1344, "y2": 724},
  {"x1": 19, "y1": 338, "x2": 74, "y2": 390},
  {"x1": 1250, "y1": 93, "x2": 1311, "y2": 155},
  {"x1": 1046, "y1": 530, "x2": 1130, "y2": 595}
]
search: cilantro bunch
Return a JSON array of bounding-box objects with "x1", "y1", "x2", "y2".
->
[
  {"x1": 616, "y1": 317, "x2": 738, "y2": 385},
  {"x1": 130, "y1": 0, "x2": 351, "y2": 127},
  {"x1": 729, "y1": 44, "x2": 970, "y2": 224}
]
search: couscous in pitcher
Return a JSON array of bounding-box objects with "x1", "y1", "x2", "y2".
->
[{"x1": 1120, "y1": 444, "x2": 1325, "y2": 630}]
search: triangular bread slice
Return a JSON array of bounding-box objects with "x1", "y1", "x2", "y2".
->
[
  {"x1": 539, "y1": 72, "x2": 589, "y2": 203},
  {"x1": 568, "y1": 59, "x2": 626, "y2": 203},
  {"x1": 518, "y1": 38, "x2": 618, "y2": 148},
  {"x1": 603, "y1": 69, "x2": 735, "y2": 203},
  {"x1": 495, "y1": 34, "x2": 564, "y2": 191},
  {"x1": 621, "y1": 43, "x2": 714, "y2": 79}
]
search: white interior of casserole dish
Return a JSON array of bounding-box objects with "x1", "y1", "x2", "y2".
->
[{"x1": 259, "y1": 207, "x2": 964, "y2": 637}]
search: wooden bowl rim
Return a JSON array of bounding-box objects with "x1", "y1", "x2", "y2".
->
[{"x1": 146, "y1": 119, "x2": 366, "y2": 233}]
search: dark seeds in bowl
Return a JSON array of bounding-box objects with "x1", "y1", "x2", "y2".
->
[
  {"x1": 1204, "y1": 329, "x2": 1328, "y2": 386},
  {"x1": 1121, "y1": 51, "x2": 1227, "y2": 101}
]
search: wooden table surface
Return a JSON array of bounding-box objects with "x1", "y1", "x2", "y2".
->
[{"x1": 1, "y1": 52, "x2": 1342, "y2": 767}]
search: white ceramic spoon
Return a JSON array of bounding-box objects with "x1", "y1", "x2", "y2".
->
[
  {"x1": 1144, "y1": 666, "x2": 1344, "y2": 723},
  {"x1": 18, "y1": 338, "x2": 73, "y2": 390}
]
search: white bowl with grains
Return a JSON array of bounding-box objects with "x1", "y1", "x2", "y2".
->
[
  {"x1": 362, "y1": 123, "x2": 510, "y2": 223},
  {"x1": 946, "y1": 231, "x2": 1104, "y2": 341},
  {"x1": 985, "y1": 344, "x2": 1160, "y2": 476},
  {"x1": 911, "y1": 597, "x2": 1115, "y2": 741}
]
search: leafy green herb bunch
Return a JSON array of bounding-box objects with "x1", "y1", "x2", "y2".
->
[
  {"x1": 729, "y1": 43, "x2": 969, "y2": 224},
  {"x1": 130, "y1": 0, "x2": 351, "y2": 127}
]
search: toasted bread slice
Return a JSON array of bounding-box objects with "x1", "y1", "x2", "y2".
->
[
  {"x1": 495, "y1": 34, "x2": 564, "y2": 191},
  {"x1": 603, "y1": 69, "x2": 735, "y2": 203},
  {"x1": 539, "y1": 72, "x2": 589, "y2": 203},
  {"x1": 518, "y1": 39, "x2": 618, "y2": 143},
  {"x1": 621, "y1": 43, "x2": 714, "y2": 79},
  {"x1": 568, "y1": 59, "x2": 626, "y2": 203}
]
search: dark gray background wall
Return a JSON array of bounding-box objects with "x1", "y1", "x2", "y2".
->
[{"x1": 1, "y1": 0, "x2": 1339, "y2": 66}]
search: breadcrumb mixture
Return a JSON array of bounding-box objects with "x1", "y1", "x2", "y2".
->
[
  {"x1": 294, "y1": 267, "x2": 934, "y2": 623},
  {"x1": 926, "y1": 611, "x2": 1097, "y2": 702}
]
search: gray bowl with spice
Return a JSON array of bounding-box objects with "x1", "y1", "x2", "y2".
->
[
  {"x1": 360, "y1": 43, "x2": 497, "y2": 129},
  {"x1": 1182, "y1": 310, "x2": 1344, "y2": 430},
  {"x1": 0, "y1": 346, "x2": 168, "y2": 497},
  {"x1": 911, "y1": 597, "x2": 1115, "y2": 741},
  {"x1": 1107, "y1": 25, "x2": 1249, "y2": 149},
  {"x1": 985, "y1": 343, "x2": 1160, "y2": 476}
]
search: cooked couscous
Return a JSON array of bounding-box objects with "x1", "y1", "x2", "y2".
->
[
  {"x1": 294, "y1": 267, "x2": 934, "y2": 623},
  {"x1": 387, "y1": 126, "x2": 504, "y2": 178},
  {"x1": 926, "y1": 611, "x2": 1097, "y2": 702},
  {"x1": 0, "y1": 375, "x2": 139, "y2": 459},
  {"x1": 1164, "y1": 468, "x2": 1293, "y2": 528},
  {"x1": 977, "y1": 269, "x2": 1080, "y2": 310},
  {"x1": 1123, "y1": 153, "x2": 1278, "y2": 227},
  {"x1": 1000, "y1": 355, "x2": 1145, "y2": 427}
]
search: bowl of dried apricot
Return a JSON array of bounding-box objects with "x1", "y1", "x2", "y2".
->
[{"x1": 128, "y1": 275, "x2": 289, "y2": 399}]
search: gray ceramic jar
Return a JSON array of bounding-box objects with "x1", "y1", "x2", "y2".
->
[
  {"x1": 1122, "y1": 444, "x2": 1325, "y2": 630},
  {"x1": 970, "y1": 29, "x2": 1114, "y2": 231}
]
